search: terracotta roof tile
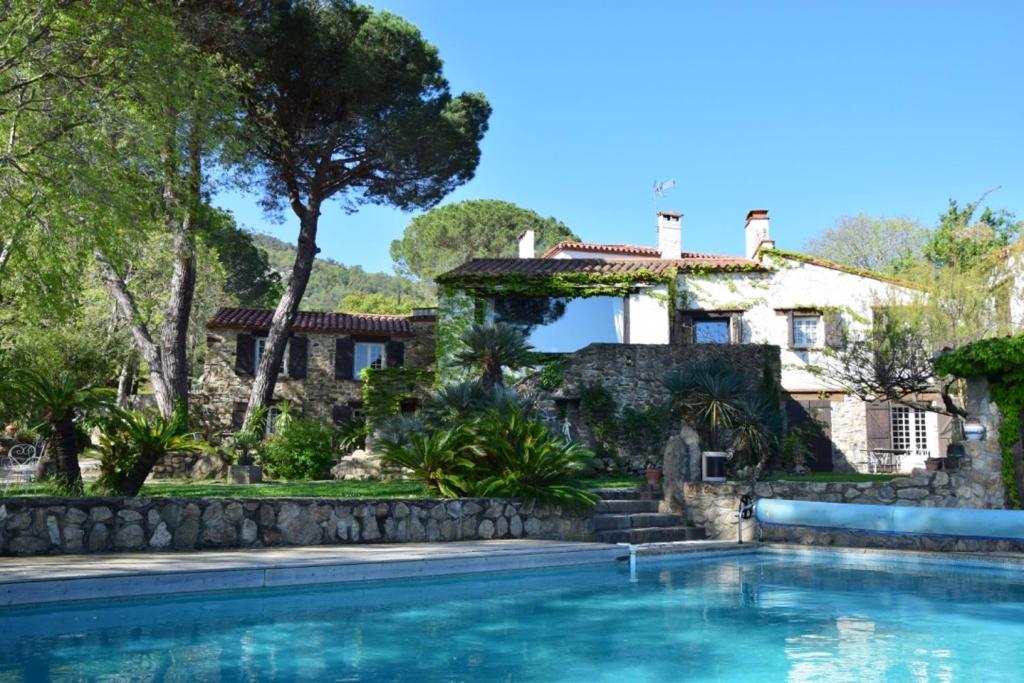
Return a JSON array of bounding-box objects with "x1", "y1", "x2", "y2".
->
[
  {"x1": 539, "y1": 240, "x2": 746, "y2": 260},
  {"x1": 208, "y1": 307, "x2": 414, "y2": 336},
  {"x1": 437, "y1": 257, "x2": 764, "y2": 282}
]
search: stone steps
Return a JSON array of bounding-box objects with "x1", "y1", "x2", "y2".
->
[
  {"x1": 595, "y1": 526, "x2": 708, "y2": 544},
  {"x1": 595, "y1": 499, "x2": 660, "y2": 514},
  {"x1": 592, "y1": 488, "x2": 706, "y2": 545},
  {"x1": 594, "y1": 513, "x2": 684, "y2": 531}
]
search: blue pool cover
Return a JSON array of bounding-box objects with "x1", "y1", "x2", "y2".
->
[{"x1": 756, "y1": 498, "x2": 1024, "y2": 541}]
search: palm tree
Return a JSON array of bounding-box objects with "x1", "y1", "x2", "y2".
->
[
  {"x1": 5, "y1": 369, "x2": 113, "y2": 494},
  {"x1": 454, "y1": 323, "x2": 535, "y2": 389},
  {"x1": 92, "y1": 408, "x2": 208, "y2": 496}
]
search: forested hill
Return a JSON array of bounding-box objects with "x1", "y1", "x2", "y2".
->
[{"x1": 251, "y1": 233, "x2": 433, "y2": 313}]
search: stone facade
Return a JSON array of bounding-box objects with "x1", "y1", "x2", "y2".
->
[
  {"x1": 0, "y1": 496, "x2": 592, "y2": 556},
  {"x1": 194, "y1": 313, "x2": 435, "y2": 434},
  {"x1": 518, "y1": 343, "x2": 781, "y2": 471}
]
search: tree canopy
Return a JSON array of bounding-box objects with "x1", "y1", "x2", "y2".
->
[
  {"x1": 803, "y1": 214, "x2": 928, "y2": 274},
  {"x1": 391, "y1": 199, "x2": 579, "y2": 283}
]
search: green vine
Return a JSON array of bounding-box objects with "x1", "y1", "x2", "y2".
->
[
  {"x1": 537, "y1": 356, "x2": 567, "y2": 390},
  {"x1": 437, "y1": 268, "x2": 679, "y2": 299},
  {"x1": 361, "y1": 367, "x2": 434, "y2": 426},
  {"x1": 936, "y1": 335, "x2": 1024, "y2": 508}
]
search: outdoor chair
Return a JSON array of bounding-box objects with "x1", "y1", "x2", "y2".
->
[{"x1": 1, "y1": 442, "x2": 43, "y2": 495}]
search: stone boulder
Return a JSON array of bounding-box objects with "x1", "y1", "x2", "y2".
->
[
  {"x1": 331, "y1": 449, "x2": 383, "y2": 480},
  {"x1": 662, "y1": 424, "x2": 702, "y2": 490},
  {"x1": 190, "y1": 452, "x2": 230, "y2": 479}
]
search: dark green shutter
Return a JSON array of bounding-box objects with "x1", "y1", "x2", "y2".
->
[
  {"x1": 386, "y1": 340, "x2": 405, "y2": 368},
  {"x1": 287, "y1": 336, "x2": 308, "y2": 378},
  {"x1": 235, "y1": 333, "x2": 255, "y2": 375},
  {"x1": 335, "y1": 337, "x2": 355, "y2": 379}
]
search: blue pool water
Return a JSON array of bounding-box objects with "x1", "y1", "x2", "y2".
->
[{"x1": 3, "y1": 550, "x2": 1024, "y2": 681}]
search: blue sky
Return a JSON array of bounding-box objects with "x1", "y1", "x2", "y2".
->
[{"x1": 214, "y1": 0, "x2": 1024, "y2": 274}]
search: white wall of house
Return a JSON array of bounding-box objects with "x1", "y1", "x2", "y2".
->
[
  {"x1": 1011, "y1": 251, "x2": 1024, "y2": 330},
  {"x1": 628, "y1": 286, "x2": 670, "y2": 343}
]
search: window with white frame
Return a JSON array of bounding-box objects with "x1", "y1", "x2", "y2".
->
[
  {"x1": 891, "y1": 405, "x2": 928, "y2": 452},
  {"x1": 353, "y1": 342, "x2": 386, "y2": 376},
  {"x1": 255, "y1": 337, "x2": 287, "y2": 374},
  {"x1": 791, "y1": 315, "x2": 821, "y2": 349},
  {"x1": 265, "y1": 405, "x2": 279, "y2": 436}
]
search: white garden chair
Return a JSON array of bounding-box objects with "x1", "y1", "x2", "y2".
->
[{"x1": 1, "y1": 443, "x2": 42, "y2": 495}]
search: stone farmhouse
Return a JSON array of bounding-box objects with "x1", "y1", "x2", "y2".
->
[
  {"x1": 195, "y1": 307, "x2": 436, "y2": 434},
  {"x1": 436, "y1": 209, "x2": 952, "y2": 474}
]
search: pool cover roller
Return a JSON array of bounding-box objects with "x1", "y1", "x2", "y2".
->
[{"x1": 755, "y1": 498, "x2": 1024, "y2": 541}]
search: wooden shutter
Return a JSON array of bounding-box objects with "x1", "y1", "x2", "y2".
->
[
  {"x1": 937, "y1": 412, "x2": 952, "y2": 458},
  {"x1": 335, "y1": 337, "x2": 355, "y2": 379},
  {"x1": 866, "y1": 401, "x2": 892, "y2": 450},
  {"x1": 231, "y1": 402, "x2": 248, "y2": 430},
  {"x1": 287, "y1": 336, "x2": 308, "y2": 378},
  {"x1": 728, "y1": 314, "x2": 743, "y2": 344},
  {"x1": 785, "y1": 311, "x2": 794, "y2": 349},
  {"x1": 824, "y1": 311, "x2": 845, "y2": 348},
  {"x1": 332, "y1": 404, "x2": 353, "y2": 424},
  {"x1": 386, "y1": 340, "x2": 405, "y2": 368},
  {"x1": 678, "y1": 315, "x2": 695, "y2": 344},
  {"x1": 235, "y1": 333, "x2": 255, "y2": 375}
]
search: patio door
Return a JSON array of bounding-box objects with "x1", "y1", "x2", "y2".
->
[{"x1": 785, "y1": 397, "x2": 834, "y2": 472}]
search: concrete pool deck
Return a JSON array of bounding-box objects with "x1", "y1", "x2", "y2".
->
[{"x1": 0, "y1": 539, "x2": 756, "y2": 607}]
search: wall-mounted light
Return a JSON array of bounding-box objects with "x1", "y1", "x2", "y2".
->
[{"x1": 963, "y1": 417, "x2": 987, "y2": 441}]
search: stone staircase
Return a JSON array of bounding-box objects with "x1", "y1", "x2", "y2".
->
[{"x1": 592, "y1": 488, "x2": 706, "y2": 544}]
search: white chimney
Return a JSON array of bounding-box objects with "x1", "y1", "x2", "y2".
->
[
  {"x1": 657, "y1": 211, "x2": 682, "y2": 259},
  {"x1": 518, "y1": 229, "x2": 535, "y2": 258},
  {"x1": 744, "y1": 209, "x2": 773, "y2": 258}
]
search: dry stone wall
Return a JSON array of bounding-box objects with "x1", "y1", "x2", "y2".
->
[{"x1": 0, "y1": 496, "x2": 592, "y2": 556}]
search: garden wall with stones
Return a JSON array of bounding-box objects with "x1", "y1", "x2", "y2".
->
[
  {"x1": 0, "y1": 497, "x2": 592, "y2": 556},
  {"x1": 669, "y1": 436, "x2": 1010, "y2": 552},
  {"x1": 519, "y1": 342, "x2": 781, "y2": 471}
]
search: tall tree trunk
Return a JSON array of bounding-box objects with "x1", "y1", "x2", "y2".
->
[
  {"x1": 95, "y1": 250, "x2": 175, "y2": 417},
  {"x1": 116, "y1": 352, "x2": 138, "y2": 408},
  {"x1": 118, "y1": 447, "x2": 161, "y2": 497},
  {"x1": 243, "y1": 203, "x2": 320, "y2": 426},
  {"x1": 49, "y1": 410, "x2": 82, "y2": 494},
  {"x1": 159, "y1": 126, "x2": 201, "y2": 419}
]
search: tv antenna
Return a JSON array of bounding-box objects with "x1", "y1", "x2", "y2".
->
[{"x1": 653, "y1": 178, "x2": 676, "y2": 217}]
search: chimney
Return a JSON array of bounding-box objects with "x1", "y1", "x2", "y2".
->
[
  {"x1": 518, "y1": 229, "x2": 535, "y2": 258},
  {"x1": 744, "y1": 209, "x2": 773, "y2": 258},
  {"x1": 657, "y1": 211, "x2": 682, "y2": 259}
]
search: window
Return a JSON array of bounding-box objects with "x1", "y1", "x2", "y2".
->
[
  {"x1": 694, "y1": 319, "x2": 730, "y2": 344},
  {"x1": 254, "y1": 337, "x2": 287, "y2": 374},
  {"x1": 791, "y1": 315, "x2": 820, "y2": 349},
  {"x1": 493, "y1": 295, "x2": 624, "y2": 352},
  {"x1": 354, "y1": 342, "x2": 386, "y2": 376},
  {"x1": 265, "y1": 405, "x2": 279, "y2": 437},
  {"x1": 891, "y1": 405, "x2": 928, "y2": 452}
]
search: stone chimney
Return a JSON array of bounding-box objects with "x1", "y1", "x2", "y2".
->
[
  {"x1": 744, "y1": 209, "x2": 774, "y2": 258},
  {"x1": 518, "y1": 229, "x2": 535, "y2": 258},
  {"x1": 657, "y1": 211, "x2": 682, "y2": 259}
]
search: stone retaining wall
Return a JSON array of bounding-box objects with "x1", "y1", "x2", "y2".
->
[{"x1": 0, "y1": 496, "x2": 592, "y2": 556}]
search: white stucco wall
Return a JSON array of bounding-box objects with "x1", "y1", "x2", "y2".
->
[
  {"x1": 1011, "y1": 251, "x2": 1023, "y2": 330},
  {"x1": 677, "y1": 255, "x2": 915, "y2": 392},
  {"x1": 628, "y1": 286, "x2": 670, "y2": 343}
]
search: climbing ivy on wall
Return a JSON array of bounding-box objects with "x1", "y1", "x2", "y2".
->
[
  {"x1": 361, "y1": 367, "x2": 434, "y2": 426},
  {"x1": 936, "y1": 335, "x2": 1024, "y2": 508}
]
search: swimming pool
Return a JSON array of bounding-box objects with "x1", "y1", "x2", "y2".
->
[{"x1": 2, "y1": 548, "x2": 1023, "y2": 681}]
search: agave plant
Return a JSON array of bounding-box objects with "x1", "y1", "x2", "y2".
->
[
  {"x1": 454, "y1": 323, "x2": 536, "y2": 389},
  {"x1": 377, "y1": 426, "x2": 476, "y2": 498},
  {"x1": 469, "y1": 407, "x2": 598, "y2": 509},
  {"x1": 663, "y1": 362, "x2": 748, "y2": 452},
  {"x1": 91, "y1": 408, "x2": 209, "y2": 496},
  {"x1": 4, "y1": 368, "x2": 114, "y2": 494}
]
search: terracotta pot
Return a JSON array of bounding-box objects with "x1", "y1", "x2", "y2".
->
[
  {"x1": 645, "y1": 467, "x2": 662, "y2": 486},
  {"x1": 924, "y1": 458, "x2": 943, "y2": 472}
]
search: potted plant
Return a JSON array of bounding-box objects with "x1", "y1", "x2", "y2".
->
[{"x1": 644, "y1": 459, "x2": 662, "y2": 487}]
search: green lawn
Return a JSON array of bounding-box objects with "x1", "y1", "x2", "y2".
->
[
  {"x1": 757, "y1": 472, "x2": 898, "y2": 483},
  {"x1": 4, "y1": 476, "x2": 642, "y2": 499}
]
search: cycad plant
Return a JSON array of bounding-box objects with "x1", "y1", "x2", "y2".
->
[
  {"x1": 663, "y1": 362, "x2": 747, "y2": 451},
  {"x1": 377, "y1": 426, "x2": 477, "y2": 498},
  {"x1": 92, "y1": 408, "x2": 209, "y2": 496},
  {"x1": 469, "y1": 406, "x2": 598, "y2": 509},
  {"x1": 454, "y1": 322, "x2": 535, "y2": 389},
  {"x1": 5, "y1": 369, "x2": 114, "y2": 494}
]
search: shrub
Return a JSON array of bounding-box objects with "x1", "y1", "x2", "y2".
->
[
  {"x1": 259, "y1": 416, "x2": 337, "y2": 480},
  {"x1": 377, "y1": 426, "x2": 476, "y2": 497},
  {"x1": 469, "y1": 407, "x2": 598, "y2": 509},
  {"x1": 91, "y1": 408, "x2": 209, "y2": 496}
]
